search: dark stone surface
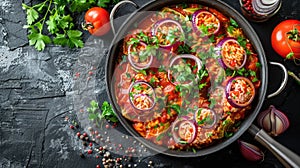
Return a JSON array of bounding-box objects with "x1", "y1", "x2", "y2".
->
[{"x1": 1, "y1": 0, "x2": 300, "y2": 168}]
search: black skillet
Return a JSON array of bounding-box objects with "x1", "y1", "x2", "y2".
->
[{"x1": 105, "y1": 0, "x2": 300, "y2": 167}]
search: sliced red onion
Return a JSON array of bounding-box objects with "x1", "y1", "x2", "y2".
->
[
  {"x1": 252, "y1": 0, "x2": 280, "y2": 15},
  {"x1": 216, "y1": 37, "x2": 247, "y2": 70},
  {"x1": 238, "y1": 140, "x2": 264, "y2": 162},
  {"x1": 151, "y1": 18, "x2": 185, "y2": 50},
  {"x1": 225, "y1": 76, "x2": 255, "y2": 108},
  {"x1": 167, "y1": 54, "x2": 202, "y2": 86},
  {"x1": 192, "y1": 9, "x2": 221, "y2": 36},
  {"x1": 257, "y1": 105, "x2": 290, "y2": 136},
  {"x1": 194, "y1": 108, "x2": 217, "y2": 129},
  {"x1": 128, "y1": 42, "x2": 153, "y2": 70},
  {"x1": 171, "y1": 117, "x2": 197, "y2": 145},
  {"x1": 129, "y1": 81, "x2": 156, "y2": 111}
]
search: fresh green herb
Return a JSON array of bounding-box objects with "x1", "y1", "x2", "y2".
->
[
  {"x1": 237, "y1": 35, "x2": 247, "y2": 48},
  {"x1": 209, "y1": 98, "x2": 216, "y2": 109},
  {"x1": 133, "y1": 84, "x2": 143, "y2": 91},
  {"x1": 127, "y1": 37, "x2": 140, "y2": 45},
  {"x1": 229, "y1": 18, "x2": 239, "y2": 28},
  {"x1": 198, "y1": 82, "x2": 207, "y2": 90},
  {"x1": 256, "y1": 62, "x2": 261, "y2": 68},
  {"x1": 169, "y1": 104, "x2": 181, "y2": 114},
  {"x1": 158, "y1": 65, "x2": 166, "y2": 72},
  {"x1": 206, "y1": 132, "x2": 213, "y2": 138},
  {"x1": 192, "y1": 148, "x2": 197, "y2": 153},
  {"x1": 101, "y1": 101, "x2": 119, "y2": 123},
  {"x1": 149, "y1": 77, "x2": 156, "y2": 85},
  {"x1": 177, "y1": 44, "x2": 191, "y2": 54},
  {"x1": 227, "y1": 18, "x2": 240, "y2": 35},
  {"x1": 121, "y1": 55, "x2": 127, "y2": 63},
  {"x1": 22, "y1": 0, "x2": 119, "y2": 51},
  {"x1": 227, "y1": 25, "x2": 234, "y2": 35},
  {"x1": 156, "y1": 133, "x2": 164, "y2": 141},
  {"x1": 138, "y1": 69, "x2": 147, "y2": 76},
  {"x1": 170, "y1": 61, "x2": 195, "y2": 83},
  {"x1": 224, "y1": 132, "x2": 233, "y2": 138},
  {"x1": 198, "y1": 68, "x2": 209, "y2": 80},
  {"x1": 179, "y1": 140, "x2": 188, "y2": 144},
  {"x1": 197, "y1": 115, "x2": 213, "y2": 125},
  {"x1": 125, "y1": 73, "x2": 131, "y2": 78},
  {"x1": 87, "y1": 100, "x2": 119, "y2": 127},
  {"x1": 249, "y1": 70, "x2": 258, "y2": 82}
]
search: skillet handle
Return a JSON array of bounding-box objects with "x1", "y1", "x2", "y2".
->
[
  {"x1": 267, "y1": 62, "x2": 288, "y2": 98},
  {"x1": 110, "y1": 0, "x2": 139, "y2": 35},
  {"x1": 248, "y1": 125, "x2": 300, "y2": 168}
]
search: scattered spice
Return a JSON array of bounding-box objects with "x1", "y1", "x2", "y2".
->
[{"x1": 87, "y1": 149, "x2": 93, "y2": 154}]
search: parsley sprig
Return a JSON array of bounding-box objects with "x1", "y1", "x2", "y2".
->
[
  {"x1": 87, "y1": 100, "x2": 119, "y2": 126},
  {"x1": 22, "y1": 0, "x2": 119, "y2": 51}
]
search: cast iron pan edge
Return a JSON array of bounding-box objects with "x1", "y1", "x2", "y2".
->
[{"x1": 105, "y1": 0, "x2": 268, "y2": 157}]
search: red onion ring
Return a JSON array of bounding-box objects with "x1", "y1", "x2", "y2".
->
[
  {"x1": 128, "y1": 42, "x2": 153, "y2": 70},
  {"x1": 151, "y1": 18, "x2": 185, "y2": 50},
  {"x1": 167, "y1": 54, "x2": 202, "y2": 86},
  {"x1": 171, "y1": 117, "x2": 197, "y2": 145},
  {"x1": 192, "y1": 9, "x2": 221, "y2": 36},
  {"x1": 216, "y1": 37, "x2": 247, "y2": 70},
  {"x1": 225, "y1": 76, "x2": 255, "y2": 108},
  {"x1": 129, "y1": 81, "x2": 156, "y2": 111},
  {"x1": 194, "y1": 108, "x2": 217, "y2": 129}
]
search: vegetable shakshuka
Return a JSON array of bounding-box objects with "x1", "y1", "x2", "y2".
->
[{"x1": 112, "y1": 3, "x2": 261, "y2": 151}]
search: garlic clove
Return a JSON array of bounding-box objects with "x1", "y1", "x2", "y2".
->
[
  {"x1": 238, "y1": 140, "x2": 264, "y2": 162},
  {"x1": 257, "y1": 105, "x2": 290, "y2": 136}
]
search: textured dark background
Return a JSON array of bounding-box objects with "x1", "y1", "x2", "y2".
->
[{"x1": 1, "y1": 0, "x2": 300, "y2": 168}]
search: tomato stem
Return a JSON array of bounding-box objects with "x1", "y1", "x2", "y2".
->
[
  {"x1": 81, "y1": 22, "x2": 94, "y2": 30},
  {"x1": 287, "y1": 27, "x2": 300, "y2": 42}
]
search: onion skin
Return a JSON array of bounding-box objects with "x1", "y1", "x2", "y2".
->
[
  {"x1": 225, "y1": 76, "x2": 255, "y2": 108},
  {"x1": 151, "y1": 18, "x2": 185, "y2": 50},
  {"x1": 257, "y1": 105, "x2": 290, "y2": 136},
  {"x1": 216, "y1": 37, "x2": 247, "y2": 70},
  {"x1": 128, "y1": 42, "x2": 153, "y2": 70},
  {"x1": 192, "y1": 9, "x2": 221, "y2": 36},
  {"x1": 238, "y1": 140, "x2": 264, "y2": 162}
]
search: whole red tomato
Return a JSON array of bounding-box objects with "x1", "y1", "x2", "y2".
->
[
  {"x1": 271, "y1": 19, "x2": 300, "y2": 59},
  {"x1": 84, "y1": 7, "x2": 111, "y2": 36}
]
